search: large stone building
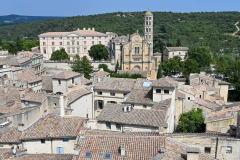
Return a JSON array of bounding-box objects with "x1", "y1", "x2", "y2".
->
[
  {"x1": 110, "y1": 11, "x2": 160, "y2": 76},
  {"x1": 39, "y1": 28, "x2": 113, "y2": 60}
]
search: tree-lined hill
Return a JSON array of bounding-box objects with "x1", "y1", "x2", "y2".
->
[
  {"x1": 0, "y1": 14, "x2": 62, "y2": 26},
  {"x1": 0, "y1": 12, "x2": 240, "y2": 54}
]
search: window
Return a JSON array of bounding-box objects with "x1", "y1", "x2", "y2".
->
[
  {"x1": 40, "y1": 139, "x2": 45, "y2": 143},
  {"x1": 116, "y1": 124, "x2": 121, "y2": 130},
  {"x1": 104, "y1": 153, "x2": 112, "y2": 160},
  {"x1": 204, "y1": 147, "x2": 211, "y2": 153},
  {"x1": 52, "y1": 47, "x2": 55, "y2": 53},
  {"x1": 59, "y1": 42, "x2": 62, "y2": 45},
  {"x1": 99, "y1": 41, "x2": 102, "y2": 44},
  {"x1": 84, "y1": 37, "x2": 86, "y2": 39},
  {"x1": 84, "y1": 47, "x2": 87, "y2": 52},
  {"x1": 43, "y1": 42, "x2": 46, "y2": 46},
  {"x1": 134, "y1": 47, "x2": 140, "y2": 55},
  {"x1": 85, "y1": 151, "x2": 92, "y2": 158},
  {"x1": 60, "y1": 37, "x2": 62, "y2": 39},
  {"x1": 58, "y1": 80, "x2": 61, "y2": 85},
  {"x1": 72, "y1": 78, "x2": 74, "y2": 84},
  {"x1": 156, "y1": 89, "x2": 161, "y2": 93},
  {"x1": 106, "y1": 122, "x2": 111, "y2": 129},
  {"x1": 110, "y1": 92, "x2": 115, "y2": 96},
  {"x1": 43, "y1": 48, "x2": 46, "y2": 54},
  {"x1": 52, "y1": 42, "x2": 55, "y2": 45},
  {"x1": 188, "y1": 97, "x2": 190, "y2": 100},
  {"x1": 84, "y1": 41, "x2": 87, "y2": 45},
  {"x1": 51, "y1": 37, "x2": 54, "y2": 40},
  {"x1": 226, "y1": 146, "x2": 232, "y2": 154},
  {"x1": 72, "y1": 47, "x2": 75, "y2": 53},
  {"x1": 143, "y1": 105, "x2": 147, "y2": 108},
  {"x1": 67, "y1": 42, "x2": 70, "y2": 45},
  {"x1": 199, "y1": 95, "x2": 202, "y2": 98},
  {"x1": 92, "y1": 41, "x2": 94, "y2": 45},
  {"x1": 77, "y1": 41, "x2": 79, "y2": 45},
  {"x1": 56, "y1": 147, "x2": 64, "y2": 154},
  {"x1": 67, "y1": 47, "x2": 70, "y2": 53},
  {"x1": 63, "y1": 138, "x2": 69, "y2": 142},
  {"x1": 72, "y1": 41, "x2": 75, "y2": 45},
  {"x1": 97, "y1": 91, "x2": 102, "y2": 95},
  {"x1": 77, "y1": 47, "x2": 80, "y2": 53},
  {"x1": 164, "y1": 90, "x2": 169, "y2": 94}
]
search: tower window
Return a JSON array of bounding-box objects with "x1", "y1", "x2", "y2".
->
[{"x1": 134, "y1": 47, "x2": 140, "y2": 55}]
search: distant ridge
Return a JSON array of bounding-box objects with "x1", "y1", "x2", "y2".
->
[{"x1": 0, "y1": 14, "x2": 63, "y2": 25}]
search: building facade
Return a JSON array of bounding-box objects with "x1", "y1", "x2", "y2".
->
[{"x1": 39, "y1": 28, "x2": 112, "y2": 60}]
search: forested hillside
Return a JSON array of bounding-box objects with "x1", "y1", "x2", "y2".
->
[
  {"x1": 0, "y1": 12, "x2": 240, "y2": 54},
  {"x1": 0, "y1": 14, "x2": 62, "y2": 26}
]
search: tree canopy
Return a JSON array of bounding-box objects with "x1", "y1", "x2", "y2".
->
[
  {"x1": 188, "y1": 47, "x2": 212, "y2": 69},
  {"x1": 89, "y1": 44, "x2": 109, "y2": 61},
  {"x1": 50, "y1": 48, "x2": 69, "y2": 61},
  {"x1": 162, "y1": 56, "x2": 183, "y2": 76},
  {"x1": 72, "y1": 55, "x2": 93, "y2": 79},
  {"x1": 176, "y1": 108, "x2": 206, "y2": 133}
]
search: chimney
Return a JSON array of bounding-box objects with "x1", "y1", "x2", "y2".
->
[
  {"x1": 92, "y1": 28, "x2": 95, "y2": 31},
  {"x1": 118, "y1": 145, "x2": 126, "y2": 157},
  {"x1": 59, "y1": 95, "x2": 65, "y2": 116},
  {"x1": 83, "y1": 28, "x2": 86, "y2": 30},
  {"x1": 88, "y1": 28, "x2": 91, "y2": 30}
]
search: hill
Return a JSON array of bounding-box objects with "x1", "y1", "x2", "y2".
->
[
  {"x1": 0, "y1": 14, "x2": 62, "y2": 26},
  {"x1": 0, "y1": 12, "x2": 239, "y2": 53}
]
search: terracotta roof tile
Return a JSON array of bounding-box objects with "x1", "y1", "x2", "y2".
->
[
  {"x1": 53, "y1": 71, "x2": 80, "y2": 80},
  {"x1": 21, "y1": 114, "x2": 85, "y2": 140}
]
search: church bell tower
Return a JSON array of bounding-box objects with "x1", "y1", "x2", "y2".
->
[{"x1": 144, "y1": 11, "x2": 153, "y2": 56}]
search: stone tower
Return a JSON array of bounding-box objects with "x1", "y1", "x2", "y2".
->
[{"x1": 144, "y1": 11, "x2": 153, "y2": 56}]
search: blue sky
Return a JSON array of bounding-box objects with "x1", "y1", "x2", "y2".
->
[{"x1": 1, "y1": 0, "x2": 240, "y2": 16}]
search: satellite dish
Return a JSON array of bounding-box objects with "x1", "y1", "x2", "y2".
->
[{"x1": 143, "y1": 81, "x2": 152, "y2": 88}]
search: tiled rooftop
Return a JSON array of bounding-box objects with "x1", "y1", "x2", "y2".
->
[
  {"x1": 94, "y1": 78, "x2": 136, "y2": 93},
  {"x1": 152, "y1": 77, "x2": 178, "y2": 88},
  {"x1": 16, "y1": 69, "x2": 41, "y2": 83},
  {"x1": 0, "y1": 127, "x2": 22, "y2": 144},
  {"x1": 8, "y1": 154, "x2": 75, "y2": 160},
  {"x1": 21, "y1": 114, "x2": 85, "y2": 140},
  {"x1": 96, "y1": 103, "x2": 167, "y2": 128},
  {"x1": 76, "y1": 130, "x2": 165, "y2": 160},
  {"x1": 53, "y1": 71, "x2": 80, "y2": 80}
]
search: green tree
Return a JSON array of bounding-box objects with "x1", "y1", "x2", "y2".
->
[
  {"x1": 21, "y1": 39, "x2": 39, "y2": 51},
  {"x1": 176, "y1": 108, "x2": 206, "y2": 133},
  {"x1": 157, "y1": 64, "x2": 163, "y2": 79},
  {"x1": 176, "y1": 39, "x2": 182, "y2": 47},
  {"x1": 50, "y1": 48, "x2": 69, "y2": 61},
  {"x1": 98, "y1": 64, "x2": 112, "y2": 73},
  {"x1": 188, "y1": 47, "x2": 212, "y2": 69},
  {"x1": 72, "y1": 55, "x2": 93, "y2": 79},
  {"x1": 162, "y1": 56, "x2": 183, "y2": 76},
  {"x1": 89, "y1": 44, "x2": 109, "y2": 61},
  {"x1": 2, "y1": 42, "x2": 18, "y2": 54},
  {"x1": 183, "y1": 59, "x2": 200, "y2": 78}
]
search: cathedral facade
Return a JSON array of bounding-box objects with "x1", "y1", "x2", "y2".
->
[{"x1": 111, "y1": 11, "x2": 156, "y2": 72}]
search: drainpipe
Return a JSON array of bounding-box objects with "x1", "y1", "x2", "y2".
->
[
  {"x1": 215, "y1": 137, "x2": 219, "y2": 159},
  {"x1": 51, "y1": 139, "x2": 53, "y2": 154}
]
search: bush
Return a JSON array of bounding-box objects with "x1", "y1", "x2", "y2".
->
[
  {"x1": 176, "y1": 108, "x2": 206, "y2": 133},
  {"x1": 50, "y1": 48, "x2": 69, "y2": 61}
]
